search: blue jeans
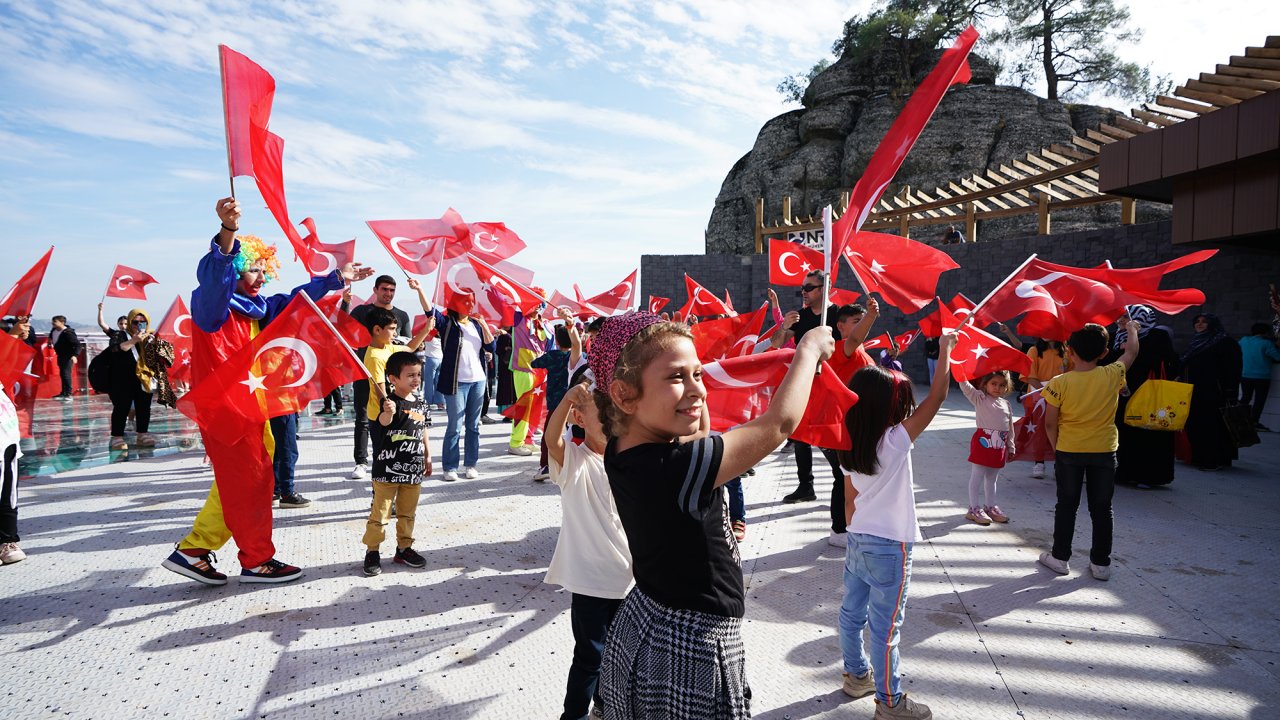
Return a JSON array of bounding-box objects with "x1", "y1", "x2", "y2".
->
[
  {"x1": 561, "y1": 593, "x2": 622, "y2": 720},
  {"x1": 421, "y1": 355, "x2": 445, "y2": 406},
  {"x1": 443, "y1": 380, "x2": 485, "y2": 471},
  {"x1": 726, "y1": 476, "x2": 745, "y2": 522},
  {"x1": 1052, "y1": 451, "x2": 1116, "y2": 566},
  {"x1": 839, "y1": 533, "x2": 913, "y2": 705},
  {"x1": 270, "y1": 413, "x2": 299, "y2": 496}
]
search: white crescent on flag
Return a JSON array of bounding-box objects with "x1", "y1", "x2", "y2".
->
[
  {"x1": 390, "y1": 236, "x2": 432, "y2": 263},
  {"x1": 251, "y1": 337, "x2": 319, "y2": 389},
  {"x1": 115, "y1": 275, "x2": 133, "y2": 291},
  {"x1": 174, "y1": 314, "x2": 192, "y2": 339}
]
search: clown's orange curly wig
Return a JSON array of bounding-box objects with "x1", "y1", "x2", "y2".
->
[{"x1": 232, "y1": 234, "x2": 281, "y2": 283}]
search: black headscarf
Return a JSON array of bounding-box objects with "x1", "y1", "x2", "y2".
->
[{"x1": 1182, "y1": 313, "x2": 1229, "y2": 364}]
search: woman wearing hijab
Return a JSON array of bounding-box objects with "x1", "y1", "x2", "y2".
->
[
  {"x1": 1181, "y1": 313, "x2": 1242, "y2": 470},
  {"x1": 1105, "y1": 306, "x2": 1180, "y2": 487},
  {"x1": 106, "y1": 308, "x2": 175, "y2": 451}
]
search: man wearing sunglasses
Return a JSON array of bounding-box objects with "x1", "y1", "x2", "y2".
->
[{"x1": 780, "y1": 271, "x2": 844, "y2": 504}]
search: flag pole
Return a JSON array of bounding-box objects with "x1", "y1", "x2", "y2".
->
[
  {"x1": 821, "y1": 206, "x2": 833, "y2": 318},
  {"x1": 218, "y1": 46, "x2": 236, "y2": 200},
  {"x1": 296, "y1": 289, "x2": 379, "y2": 400},
  {"x1": 966, "y1": 253, "x2": 1038, "y2": 327}
]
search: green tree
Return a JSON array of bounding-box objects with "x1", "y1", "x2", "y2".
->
[
  {"x1": 777, "y1": 59, "x2": 831, "y2": 105},
  {"x1": 993, "y1": 0, "x2": 1161, "y2": 101}
]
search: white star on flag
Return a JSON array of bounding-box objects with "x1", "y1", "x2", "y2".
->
[
  {"x1": 800, "y1": 261, "x2": 813, "y2": 272},
  {"x1": 240, "y1": 371, "x2": 267, "y2": 393},
  {"x1": 869, "y1": 260, "x2": 887, "y2": 274},
  {"x1": 1025, "y1": 422, "x2": 1037, "y2": 433},
  {"x1": 971, "y1": 346, "x2": 989, "y2": 359}
]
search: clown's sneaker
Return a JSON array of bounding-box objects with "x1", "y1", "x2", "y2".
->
[
  {"x1": 241, "y1": 558, "x2": 302, "y2": 584},
  {"x1": 162, "y1": 548, "x2": 228, "y2": 586}
]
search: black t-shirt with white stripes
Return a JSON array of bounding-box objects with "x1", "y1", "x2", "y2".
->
[{"x1": 605, "y1": 434, "x2": 743, "y2": 618}]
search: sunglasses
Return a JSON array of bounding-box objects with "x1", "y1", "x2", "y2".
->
[{"x1": 801, "y1": 284, "x2": 823, "y2": 293}]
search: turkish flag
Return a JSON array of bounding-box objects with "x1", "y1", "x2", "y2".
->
[
  {"x1": 840, "y1": 231, "x2": 959, "y2": 312},
  {"x1": 1098, "y1": 250, "x2": 1217, "y2": 292},
  {"x1": 580, "y1": 269, "x2": 638, "y2": 315},
  {"x1": 0, "y1": 332, "x2": 36, "y2": 389},
  {"x1": 104, "y1": 264, "x2": 158, "y2": 300},
  {"x1": 367, "y1": 210, "x2": 468, "y2": 277},
  {"x1": 543, "y1": 290, "x2": 599, "y2": 320},
  {"x1": 249, "y1": 124, "x2": 320, "y2": 262},
  {"x1": 940, "y1": 304, "x2": 1032, "y2": 382},
  {"x1": 862, "y1": 334, "x2": 892, "y2": 352},
  {"x1": 918, "y1": 294, "x2": 977, "y2": 337},
  {"x1": 0, "y1": 247, "x2": 53, "y2": 318},
  {"x1": 830, "y1": 27, "x2": 978, "y2": 258},
  {"x1": 691, "y1": 303, "x2": 769, "y2": 362},
  {"x1": 155, "y1": 296, "x2": 194, "y2": 384},
  {"x1": 435, "y1": 254, "x2": 542, "y2": 325},
  {"x1": 177, "y1": 293, "x2": 369, "y2": 444},
  {"x1": 313, "y1": 293, "x2": 373, "y2": 348},
  {"x1": 502, "y1": 368, "x2": 548, "y2": 426},
  {"x1": 1012, "y1": 392, "x2": 1054, "y2": 463},
  {"x1": 829, "y1": 287, "x2": 863, "y2": 306},
  {"x1": 411, "y1": 314, "x2": 439, "y2": 342},
  {"x1": 304, "y1": 236, "x2": 356, "y2": 278},
  {"x1": 648, "y1": 295, "x2": 670, "y2": 314},
  {"x1": 219, "y1": 44, "x2": 275, "y2": 179},
  {"x1": 453, "y1": 220, "x2": 527, "y2": 265},
  {"x1": 703, "y1": 349, "x2": 859, "y2": 448},
  {"x1": 893, "y1": 329, "x2": 920, "y2": 352},
  {"x1": 769, "y1": 239, "x2": 824, "y2": 286},
  {"x1": 971, "y1": 257, "x2": 1122, "y2": 339},
  {"x1": 677, "y1": 274, "x2": 733, "y2": 318}
]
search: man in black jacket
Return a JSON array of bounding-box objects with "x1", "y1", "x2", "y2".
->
[{"x1": 49, "y1": 315, "x2": 82, "y2": 400}]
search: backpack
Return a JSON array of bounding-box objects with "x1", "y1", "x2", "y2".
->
[{"x1": 87, "y1": 351, "x2": 112, "y2": 394}]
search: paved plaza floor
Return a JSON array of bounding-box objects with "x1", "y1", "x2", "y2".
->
[{"x1": 3, "y1": 391, "x2": 1278, "y2": 719}]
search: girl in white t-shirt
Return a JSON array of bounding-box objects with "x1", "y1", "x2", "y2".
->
[
  {"x1": 835, "y1": 333, "x2": 956, "y2": 720},
  {"x1": 544, "y1": 372, "x2": 632, "y2": 720}
]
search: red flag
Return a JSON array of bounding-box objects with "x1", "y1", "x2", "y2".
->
[
  {"x1": 829, "y1": 288, "x2": 863, "y2": 306},
  {"x1": 453, "y1": 221, "x2": 527, "y2": 265},
  {"x1": 0, "y1": 332, "x2": 36, "y2": 389},
  {"x1": 862, "y1": 334, "x2": 891, "y2": 352},
  {"x1": 677, "y1": 274, "x2": 732, "y2": 318},
  {"x1": 0, "y1": 247, "x2": 53, "y2": 318},
  {"x1": 435, "y1": 254, "x2": 542, "y2": 325},
  {"x1": 840, "y1": 231, "x2": 959, "y2": 312},
  {"x1": 219, "y1": 45, "x2": 275, "y2": 179},
  {"x1": 769, "y1": 239, "x2": 824, "y2": 286},
  {"x1": 690, "y1": 303, "x2": 769, "y2": 362},
  {"x1": 177, "y1": 294, "x2": 369, "y2": 443},
  {"x1": 543, "y1": 290, "x2": 599, "y2": 320},
  {"x1": 723, "y1": 290, "x2": 736, "y2": 315},
  {"x1": 501, "y1": 368, "x2": 548, "y2": 426},
  {"x1": 830, "y1": 27, "x2": 978, "y2": 257},
  {"x1": 918, "y1": 294, "x2": 976, "y2": 337},
  {"x1": 971, "y1": 257, "x2": 1121, "y2": 338},
  {"x1": 313, "y1": 293, "x2": 373, "y2": 348},
  {"x1": 702, "y1": 349, "x2": 858, "y2": 448},
  {"x1": 940, "y1": 304, "x2": 1032, "y2": 382},
  {"x1": 1099, "y1": 250, "x2": 1217, "y2": 292},
  {"x1": 155, "y1": 296, "x2": 194, "y2": 384},
  {"x1": 893, "y1": 329, "x2": 920, "y2": 352},
  {"x1": 648, "y1": 295, "x2": 670, "y2": 314},
  {"x1": 367, "y1": 210, "x2": 468, "y2": 276},
  {"x1": 581, "y1": 270, "x2": 638, "y2": 315},
  {"x1": 249, "y1": 123, "x2": 318, "y2": 262},
  {"x1": 104, "y1": 264, "x2": 158, "y2": 300},
  {"x1": 1012, "y1": 392, "x2": 1054, "y2": 463},
  {"x1": 304, "y1": 236, "x2": 356, "y2": 278}
]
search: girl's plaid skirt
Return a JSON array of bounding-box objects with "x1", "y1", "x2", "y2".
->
[{"x1": 600, "y1": 587, "x2": 751, "y2": 719}]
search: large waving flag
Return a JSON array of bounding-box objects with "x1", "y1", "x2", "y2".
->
[
  {"x1": 434, "y1": 254, "x2": 541, "y2": 325},
  {"x1": 302, "y1": 234, "x2": 356, "y2": 278},
  {"x1": 690, "y1": 302, "x2": 769, "y2": 362},
  {"x1": 769, "y1": 239, "x2": 824, "y2": 286},
  {"x1": 0, "y1": 332, "x2": 36, "y2": 389},
  {"x1": 918, "y1": 293, "x2": 976, "y2": 337},
  {"x1": 178, "y1": 293, "x2": 368, "y2": 444},
  {"x1": 830, "y1": 26, "x2": 978, "y2": 258},
  {"x1": 219, "y1": 44, "x2": 275, "y2": 179},
  {"x1": 677, "y1": 274, "x2": 733, "y2": 318},
  {"x1": 453, "y1": 220, "x2": 527, "y2": 265},
  {"x1": 367, "y1": 209, "x2": 468, "y2": 276},
  {"x1": 104, "y1": 264, "x2": 158, "y2": 300},
  {"x1": 840, "y1": 231, "x2": 959, "y2": 312},
  {"x1": 939, "y1": 303, "x2": 1032, "y2": 382},
  {"x1": 0, "y1": 247, "x2": 53, "y2": 318},
  {"x1": 702, "y1": 349, "x2": 859, "y2": 449},
  {"x1": 578, "y1": 269, "x2": 638, "y2": 316}
]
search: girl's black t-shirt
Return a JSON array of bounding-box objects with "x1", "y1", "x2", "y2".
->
[
  {"x1": 373, "y1": 393, "x2": 430, "y2": 484},
  {"x1": 604, "y1": 435, "x2": 743, "y2": 617}
]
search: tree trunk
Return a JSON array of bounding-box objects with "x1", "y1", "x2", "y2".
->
[{"x1": 1042, "y1": 0, "x2": 1057, "y2": 100}]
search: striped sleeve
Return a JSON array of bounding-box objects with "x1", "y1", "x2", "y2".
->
[{"x1": 675, "y1": 436, "x2": 724, "y2": 519}]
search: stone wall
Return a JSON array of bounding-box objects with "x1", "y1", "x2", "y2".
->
[{"x1": 644, "y1": 221, "x2": 1280, "y2": 380}]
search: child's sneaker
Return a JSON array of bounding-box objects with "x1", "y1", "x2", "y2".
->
[
  {"x1": 1037, "y1": 552, "x2": 1070, "y2": 575},
  {"x1": 364, "y1": 550, "x2": 382, "y2": 576},
  {"x1": 1032, "y1": 462, "x2": 1045, "y2": 479},
  {"x1": 533, "y1": 465, "x2": 550, "y2": 481},
  {"x1": 965, "y1": 506, "x2": 992, "y2": 526},
  {"x1": 442, "y1": 470, "x2": 460, "y2": 482},
  {"x1": 732, "y1": 520, "x2": 747, "y2": 542},
  {"x1": 162, "y1": 547, "x2": 227, "y2": 586},
  {"x1": 1090, "y1": 562, "x2": 1112, "y2": 581},
  {"x1": 394, "y1": 547, "x2": 426, "y2": 568},
  {"x1": 351, "y1": 463, "x2": 368, "y2": 479},
  {"x1": 278, "y1": 493, "x2": 311, "y2": 508},
  {"x1": 241, "y1": 558, "x2": 302, "y2": 583},
  {"x1": 984, "y1": 505, "x2": 1009, "y2": 523},
  {"x1": 1, "y1": 542, "x2": 27, "y2": 564},
  {"x1": 841, "y1": 669, "x2": 875, "y2": 699},
  {"x1": 874, "y1": 692, "x2": 932, "y2": 719}
]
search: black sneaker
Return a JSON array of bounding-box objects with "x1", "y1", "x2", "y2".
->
[
  {"x1": 394, "y1": 547, "x2": 426, "y2": 568},
  {"x1": 745, "y1": 467, "x2": 756, "y2": 476},
  {"x1": 271, "y1": 494, "x2": 280, "y2": 508},
  {"x1": 782, "y1": 485, "x2": 816, "y2": 503},
  {"x1": 162, "y1": 548, "x2": 228, "y2": 586},
  {"x1": 278, "y1": 493, "x2": 311, "y2": 508},
  {"x1": 241, "y1": 558, "x2": 302, "y2": 583},
  {"x1": 479, "y1": 415, "x2": 498, "y2": 425},
  {"x1": 364, "y1": 550, "x2": 382, "y2": 576}
]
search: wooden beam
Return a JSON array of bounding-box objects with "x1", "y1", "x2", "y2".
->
[
  {"x1": 1111, "y1": 115, "x2": 1154, "y2": 133},
  {"x1": 781, "y1": 196, "x2": 792, "y2": 225},
  {"x1": 1097, "y1": 123, "x2": 1136, "y2": 140},
  {"x1": 1244, "y1": 46, "x2": 1280, "y2": 59},
  {"x1": 912, "y1": 189, "x2": 958, "y2": 216},
  {"x1": 1175, "y1": 85, "x2": 1240, "y2": 107},
  {"x1": 899, "y1": 213, "x2": 910, "y2": 238},
  {"x1": 1121, "y1": 197, "x2": 1136, "y2": 225},
  {"x1": 1200, "y1": 72, "x2": 1280, "y2": 91},
  {"x1": 1267, "y1": 36, "x2": 1280, "y2": 49},
  {"x1": 1185, "y1": 78, "x2": 1264, "y2": 100},
  {"x1": 961, "y1": 178, "x2": 1011, "y2": 209},
  {"x1": 1048, "y1": 143, "x2": 1094, "y2": 161},
  {"x1": 965, "y1": 201, "x2": 977, "y2": 243},
  {"x1": 754, "y1": 198, "x2": 764, "y2": 254},
  {"x1": 1153, "y1": 94, "x2": 1215, "y2": 115},
  {"x1": 1037, "y1": 192, "x2": 1051, "y2": 235},
  {"x1": 1214, "y1": 63, "x2": 1280, "y2": 82},
  {"x1": 950, "y1": 182, "x2": 991, "y2": 211},
  {"x1": 1144, "y1": 101, "x2": 1197, "y2": 120},
  {"x1": 1072, "y1": 135, "x2": 1102, "y2": 153},
  {"x1": 1085, "y1": 128, "x2": 1118, "y2": 144},
  {"x1": 1229, "y1": 55, "x2": 1280, "y2": 71},
  {"x1": 1131, "y1": 108, "x2": 1178, "y2": 127}
]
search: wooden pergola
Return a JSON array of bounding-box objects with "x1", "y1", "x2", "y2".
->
[{"x1": 753, "y1": 35, "x2": 1280, "y2": 253}]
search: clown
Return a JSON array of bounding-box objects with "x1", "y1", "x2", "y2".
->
[{"x1": 162, "y1": 197, "x2": 373, "y2": 585}]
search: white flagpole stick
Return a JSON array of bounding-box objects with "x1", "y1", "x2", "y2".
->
[
  {"x1": 296, "y1": 290, "x2": 381, "y2": 401},
  {"x1": 821, "y1": 206, "x2": 834, "y2": 318},
  {"x1": 966, "y1": 253, "x2": 1038, "y2": 327},
  {"x1": 218, "y1": 47, "x2": 236, "y2": 200}
]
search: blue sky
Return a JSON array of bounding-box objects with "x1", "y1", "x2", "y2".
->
[{"x1": 2, "y1": 0, "x2": 1276, "y2": 326}]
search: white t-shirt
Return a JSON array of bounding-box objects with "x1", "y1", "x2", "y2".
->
[
  {"x1": 545, "y1": 435, "x2": 633, "y2": 599},
  {"x1": 420, "y1": 334, "x2": 443, "y2": 360},
  {"x1": 456, "y1": 321, "x2": 486, "y2": 384},
  {"x1": 0, "y1": 389, "x2": 22, "y2": 453},
  {"x1": 844, "y1": 424, "x2": 922, "y2": 544}
]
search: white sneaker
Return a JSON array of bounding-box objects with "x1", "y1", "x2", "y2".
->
[
  {"x1": 443, "y1": 470, "x2": 460, "y2": 482},
  {"x1": 1032, "y1": 462, "x2": 1045, "y2": 479},
  {"x1": 351, "y1": 464, "x2": 368, "y2": 479},
  {"x1": 827, "y1": 531, "x2": 848, "y2": 548},
  {"x1": 507, "y1": 445, "x2": 533, "y2": 456},
  {"x1": 1037, "y1": 551, "x2": 1069, "y2": 575},
  {"x1": 0, "y1": 542, "x2": 26, "y2": 564},
  {"x1": 1090, "y1": 563, "x2": 1112, "y2": 581},
  {"x1": 463, "y1": 467, "x2": 478, "y2": 479}
]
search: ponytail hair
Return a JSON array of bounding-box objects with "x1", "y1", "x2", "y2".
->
[{"x1": 838, "y1": 366, "x2": 917, "y2": 475}]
